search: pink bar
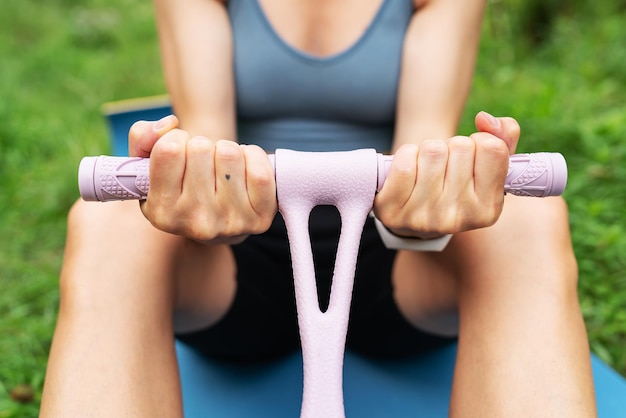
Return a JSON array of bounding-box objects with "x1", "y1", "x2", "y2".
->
[{"x1": 78, "y1": 150, "x2": 567, "y2": 202}]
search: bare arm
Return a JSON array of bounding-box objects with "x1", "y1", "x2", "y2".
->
[
  {"x1": 153, "y1": 0, "x2": 236, "y2": 139},
  {"x1": 393, "y1": 0, "x2": 486, "y2": 149},
  {"x1": 375, "y1": 0, "x2": 516, "y2": 238},
  {"x1": 131, "y1": 0, "x2": 276, "y2": 244}
]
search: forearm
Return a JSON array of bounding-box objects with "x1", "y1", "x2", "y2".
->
[
  {"x1": 149, "y1": 0, "x2": 256, "y2": 246},
  {"x1": 154, "y1": 0, "x2": 236, "y2": 139},
  {"x1": 393, "y1": 0, "x2": 486, "y2": 150}
]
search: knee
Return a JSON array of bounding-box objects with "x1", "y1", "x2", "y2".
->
[
  {"x1": 60, "y1": 200, "x2": 127, "y2": 303},
  {"x1": 527, "y1": 197, "x2": 577, "y2": 269},
  {"x1": 502, "y1": 196, "x2": 579, "y2": 292},
  {"x1": 60, "y1": 200, "x2": 176, "y2": 308},
  {"x1": 66, "y1": 198, "x2": 90, "y2": 234},
  {"x1": 546, "y1": 199, "x2": 579, "y2": 296},
  {"x1": 455, "y1": 196, "x2": 579, "y2": 296},
  {"x1": 67, "y1": 199, "x2": 141, "y2": 237},
  {"x1": 66, "y1": 199, "x2": 98, "y2": 247}
]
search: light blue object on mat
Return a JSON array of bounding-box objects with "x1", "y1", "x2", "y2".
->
[{"x1": 104, "y1": 98, "x2": 626, "y2": 418}]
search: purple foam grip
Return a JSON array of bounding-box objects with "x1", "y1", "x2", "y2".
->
[
  {"x1": 376, "y1": 152, "x2": 567, "y2": 197},
  {"x1": 78, "y1": 151, "x2": 567, "y2": 202},
  {"x1": 505, "y1": 153, "x2": 567, "y2": 197},
  {"x1": 79, "y1": 156, "x2": 151, "y2": 202}
]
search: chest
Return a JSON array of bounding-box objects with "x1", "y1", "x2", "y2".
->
[
  {"x1": 229, "y1": 0, "x2": 413, "y2": 125},
  {"x1": 257, "y1": 0, "x2": 386, "y2": 58}
]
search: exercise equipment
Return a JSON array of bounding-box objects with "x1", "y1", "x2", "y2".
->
[{"x1": 88, "y1": 98, "x2": 626, "y2": 417}]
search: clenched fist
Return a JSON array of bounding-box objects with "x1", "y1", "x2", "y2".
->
[
  {"x1": 374, "y1": 112, "x2": 520, "y2": 239},
  {"x1": 128, "y1": 115, "x2": 277, "y2": 244}
]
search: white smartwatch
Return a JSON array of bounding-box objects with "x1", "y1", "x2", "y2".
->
[{"x1": 373, "y1": 216, "x2": 452, "y2": 252}]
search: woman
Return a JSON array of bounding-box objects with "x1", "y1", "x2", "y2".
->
[{"x1": 41, "y1": 0, "x2": 597, "y2": 416}]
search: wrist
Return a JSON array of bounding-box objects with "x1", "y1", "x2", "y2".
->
[{"x1": 372, "y1": 216, "x2": 452, "y2": 252}]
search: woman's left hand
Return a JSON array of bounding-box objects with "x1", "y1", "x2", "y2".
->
[{"x1": 373, "y1": 112, "x2": 521, "y2": 239}]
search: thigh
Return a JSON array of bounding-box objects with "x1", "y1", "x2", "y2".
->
[
  {"x1": 63, "y1": 199, "x2": 183, "y2": 310},
  {"x1": 435, "y1": 195, "x2": 576, "y2": 293},
  {"x1": 46, "y1": 200, "x2": 200, "y2": 416},
  {"x1": 64, "y1": 199, "x2": 236, "y2": 318},
  {"x1": 347, "y1": 216, "x2": 457, "y2": 358},
  {"x1": 391, "y1": 195, "x2": 577, "y2": 337},
  {"x1": 175, "y1": 211, "x2": 301, "y2": 362}
]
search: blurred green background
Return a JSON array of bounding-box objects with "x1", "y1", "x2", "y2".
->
[{"x1": 0, "y1": 0, "x2": 624, "y2": 415}]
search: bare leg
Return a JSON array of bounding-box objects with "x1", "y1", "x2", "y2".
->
[
  {"x1": 393, "y1": 196, "x2": 597, "y2": 417},
  {"x1": 41, "y1": 200, "x2": 236, "y2": 417}
]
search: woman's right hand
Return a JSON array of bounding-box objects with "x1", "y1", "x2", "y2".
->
[{"x1": 128, "y1": 115, "x2": 278, "y2": 244}]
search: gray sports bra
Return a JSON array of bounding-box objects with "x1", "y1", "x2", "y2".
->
[{"x1": 228, "y1": 0, "x2": 413, "y2": 152}]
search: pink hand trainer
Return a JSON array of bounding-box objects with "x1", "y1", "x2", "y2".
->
[{"x1": 78, "y1": 151, "x2": 567, "y2": 202}]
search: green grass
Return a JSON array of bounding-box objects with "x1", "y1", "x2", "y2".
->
[
  {"x1": 0, "y1": 0, "x2": 164, "y2": 415},
  {"x1": 0, "y1": 0, "x2": 625, "y2": 416}
]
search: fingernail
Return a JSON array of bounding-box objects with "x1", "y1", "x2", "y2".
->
[
  {"x1": 154, "y1": 115, "x2": 173, "y2": 130},
  {"x1": 481, "y1": 111, "x2": 500, "y2": 128}
]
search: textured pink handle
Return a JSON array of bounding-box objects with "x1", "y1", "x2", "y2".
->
[
  {"x1": 79, "y1": 156, "x2": 150, "y2": 202},
  {"x1": 79, "y1": 151, "x2": 567, "y2": 201}
]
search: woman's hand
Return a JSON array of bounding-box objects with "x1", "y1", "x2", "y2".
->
[
  {"x1": 373, "y1": 112, "x2": 521, "y2": 239},
  {"x1": 128, "y1": 115, "x2": 278, "y2": 244}
]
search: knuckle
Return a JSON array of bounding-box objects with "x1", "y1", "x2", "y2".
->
[
  {"x1": 247, "y1": 168, "x2": 274, "y2": 189},
  {"x1": 408, "y1": 210, "x2": 430, "y2": 230},
  {"x1": 128, "y1": 121, "x2": 155, "y2": 156},
  {"x1": 173, "y1": 208, "x2": 220, "y2": 242},
  {"x1": 220, "y1": 215, "x2": 251, "y2": 238},
  {"x1": 144, "y1": 205, "x2": 172, "y2": 232},
  {"x1": 397, "y1": 143, "x2": 420, "y2": 157},
  {"x1": 486, "y1": 200, "x2": 505, "y2": 225},
  {"x1": 128, "y1": 120, "x2": 151, "y2": 141},
  {"x1": 142, "y1": 200, "x2": 190, "y2": 237},
  {"x1": 448, "y1": 136, "x2": 475, "y2": 154},
  {"x1": 242, "y1": 143, "x2": 266, "y2": 155},
  {"x1": 419, "y1": 140, "x2": 448, "y2": 161},
  {"x1": 153, "y1": 135, "x2": 186, "y2": 160},
  {"x1": 186, "y1": 221, "x2": 216, "y2": 241},
  {"x1": 186, "y1": 136, "x2": 214, "y2": 154},
  {"x1": 466, "y1": 200, "x2": 503, "y2": 230},
  {"x1": 374, "y1": 206, "x2": 404, "y2": 230},
  {"x1": 502, "y1": 117, "x2": 521, "y2": 139},
  {"x1": 403, "y1": 210, "x2": 438, "y2": 235},
  {"x1": 242, "y1": 145, "x2": 274, "y2": 184},
  {"x1": 215, "y1": 140, "x2": 242, "y2": 162},
  {"x1": 246, "y1": 217, "x2": 271, "y2": 236},
  {"x1": 392, "y1": 162, "x2": 416, "y2": 180},
  {"x1": 431, "y1": 210, "x2": 459, "y2": 235},
  {"x1": 476, "y1": 134, "x2": 510, "y2": 159},
  {"x1": 388, "y1": 144, "x2": 418, "y2": 179},
  {"x1": 471, "y1": 216, "x2": 496, "y2": 230}
]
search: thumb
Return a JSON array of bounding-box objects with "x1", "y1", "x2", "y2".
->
[
  {"x1": 128, "y1": 114, "x2": 179, "y2": 157},
  {"x1": 474, "y1": 111, "x2": 520, "y2": 154}
]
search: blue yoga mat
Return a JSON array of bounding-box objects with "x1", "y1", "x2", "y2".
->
[{"x1": 176, "y1": 342, "x2": 626, "y2": 418}]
